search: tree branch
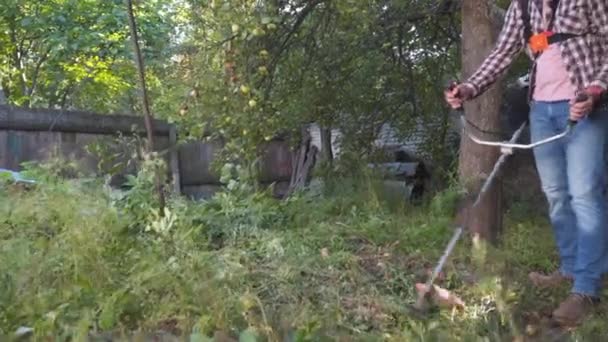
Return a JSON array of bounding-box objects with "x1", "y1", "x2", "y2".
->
[
  {"x1": 269, "y1": 0, "x2": 326, "y2": 70},
  {"x1": 8, "y1": 22, "x2": 27, "y2": 97},
  {"x1": 26, "y1": 49, "x2": 50, "y2": 105},
  {"x1": 126, "y1": 0, "x2": 166, "y2": 211}
]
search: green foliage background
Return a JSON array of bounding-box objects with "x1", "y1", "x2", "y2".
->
[{"x1": 0, "y1": 0, "x2": 472, "y2": 169}]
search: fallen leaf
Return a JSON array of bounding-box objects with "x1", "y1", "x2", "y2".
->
[
  {"x1": 526, "y1": 324, "x2": 538, "y2": 336},
  {"x1": 321, "y1": 248, "x2": 329, "y2": 258},
  {"x1": 512, "y1": 336, "x2": 525, "y2": 342},
  {"x1": 415, "y1": 283, "x2": 465, "y2": 310}
]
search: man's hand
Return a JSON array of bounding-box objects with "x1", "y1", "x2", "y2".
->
[
  {"x1": 569, "y1": 86, "x2": 604, "y2": 121},
  {"x1": 569, "y1": 95, "x2": 593, "y2": 121},
  {"x1": 445, "y1": 84, "x2": 474, "y2": 109}
]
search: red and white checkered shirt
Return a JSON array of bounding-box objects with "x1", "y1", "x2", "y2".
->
[{"x1": 464, "y1": 0, "x2": 608, "y2": 98}]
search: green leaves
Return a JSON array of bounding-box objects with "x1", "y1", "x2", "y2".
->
[
  {"x1": 20, "y1": 17, "x2": 33, "y2": 26},
  {"x1": 156, "y1": 0, "x2": 460, "y2": 169},
  {"x1": 2, "y1": 0, "x2": 461, "y2": 178},
  {"x1": 98, "y1": 294, "x2": 121, "y2": 331},
  {"x1": 0, "y1": 0, "x2": 175, "y2": 112}
]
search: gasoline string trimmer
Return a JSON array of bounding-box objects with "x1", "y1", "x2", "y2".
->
[{"x1": 408, "y1": 86, "x2": 588, "y2": 317}]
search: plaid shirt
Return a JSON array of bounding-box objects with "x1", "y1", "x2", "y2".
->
[{"x1": 464, "y1": 0, "x2": 608, "y2": 98}]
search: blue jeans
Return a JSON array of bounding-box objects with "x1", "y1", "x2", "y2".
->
[{"x1": 530, "y1": 100, "x2": 608, "y2": 297}]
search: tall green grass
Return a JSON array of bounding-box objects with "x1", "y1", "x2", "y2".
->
[{"x1": 1, "y1": 162, "x2": 603, "y2": 341}]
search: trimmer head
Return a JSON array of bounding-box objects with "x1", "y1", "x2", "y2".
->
[{"x1": 405, "y1": 293, "x2": 433, "y2": 319}]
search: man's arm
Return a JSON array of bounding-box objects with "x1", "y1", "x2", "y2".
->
[
  {"x1": 589, "y1": 0, "x2": 608, "y2": 92},
  {"x1": 463, "y1": 1, "x2": 525, "y2": 98}
]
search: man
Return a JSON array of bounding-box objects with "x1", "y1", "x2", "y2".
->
[{"x1": 445, "y1": 0, "x2": 608, "y2": 325}]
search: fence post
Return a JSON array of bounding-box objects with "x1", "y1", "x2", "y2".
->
[{"x1": 169, "y1": 125, "x2": 181, "y2": 195}]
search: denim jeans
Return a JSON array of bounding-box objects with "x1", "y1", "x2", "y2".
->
[{"x1": 530, "y1": 100, "x2": 608, "y2": 297}]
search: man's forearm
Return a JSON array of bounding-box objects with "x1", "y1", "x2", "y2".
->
[
  {"x1": 462, "y1": 1, "x2": 524, "y2": 98},
  {"x1": 463, "y1": 48, "x2": 520, "y2": 98},
  {"x1": 590, "y1": 2, "x2": 608, "y2": 95},
  {"x1": 590, "y1": 68, "x2": 608, "y2": 94}
]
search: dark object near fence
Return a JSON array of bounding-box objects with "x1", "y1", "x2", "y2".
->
[
  {"x1": 408, "y1": 163, "x2": 429, "y2": 204},
  {"x1": 368, "y1": 161, "x2": 430, "y2": 203}
]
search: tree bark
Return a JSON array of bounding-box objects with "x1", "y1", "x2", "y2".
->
[
  {"x1": 126, "y1": 0, "x2": 156, "y2": 152},
  {"x1": 458, "y1": 0, "x2": 503, "y2": 243}
]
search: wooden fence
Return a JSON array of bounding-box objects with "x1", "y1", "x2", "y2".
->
[
  {"x1": 0, "y1": 105, "x2": 173, "y2": 175},
  {"x1": 0, "y1": 105, "x2": 294, "y2": 198},
  {"x1": 178, "y1": 139, "x2": 293, "y2": 198}
]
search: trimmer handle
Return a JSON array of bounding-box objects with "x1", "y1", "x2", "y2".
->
[
  {"x1": 568, "y1": 92, "x2": 590, "y2": 127},
  {"x1": 446, "y1": 80, "x2": 464, "y2": 111},
  {"x1": 446, "y1": 81, "x2": 458, "y2": 92}
]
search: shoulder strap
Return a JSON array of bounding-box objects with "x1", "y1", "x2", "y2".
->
[
  {"x1": 518, "y1": 0, "x2": 532, "y2": 42},
  {"x1": 548, "y1": 0, "x2": 560, "y2": 31}
]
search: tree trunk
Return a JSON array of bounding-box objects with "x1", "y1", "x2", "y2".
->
[
  {"x1": 458, "y1": 0, "x2": 503, "y2": 243},
  {"x1": 126, "y1": 0, "x2": 166, "y2": 212}
]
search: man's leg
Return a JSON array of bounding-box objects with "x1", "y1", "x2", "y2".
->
[
  {"x1": 565, "y1": 105, "x2": 608, "y2": 297},
  {"x1": 530, "y1": 101, "x2": 577, "y2": 279},
  {"x1": 549, "y1": 102, "x2": 608, "y2": 325}
]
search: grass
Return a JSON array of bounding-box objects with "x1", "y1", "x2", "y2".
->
[{"x1": 1, "y1": 166, "x2": 607, "y2": 341}]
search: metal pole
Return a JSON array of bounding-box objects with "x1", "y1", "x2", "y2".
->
[
  {"x1": 473, "y1": 121, "x2": 527, "y2": 207},
  {"x1": 414, "y1": 121, "x2": 528, "y2": 309}
]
